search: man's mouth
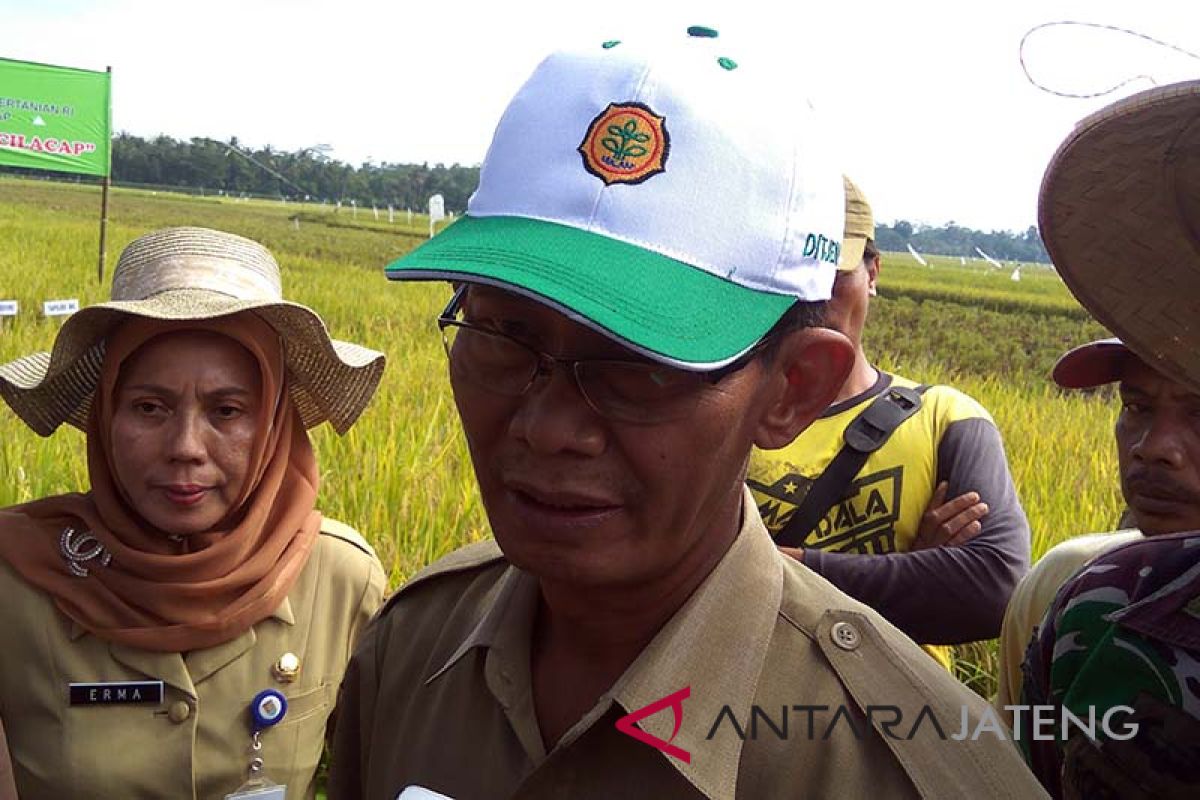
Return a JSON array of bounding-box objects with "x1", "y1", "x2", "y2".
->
[
  {"x1": 1125, "y1": 473, "x2": 1199, "y2": 516},
  {"x1": 503, "y1": 480, "x2": 623, "y2": 524}
]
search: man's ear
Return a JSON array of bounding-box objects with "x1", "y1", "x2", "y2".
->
[
  {"x1": 755, "y1": 327, "x2": 854, "y2": 450},
  {"x1": 866, "y1": 255, "x2": 881, "y2": 298}
]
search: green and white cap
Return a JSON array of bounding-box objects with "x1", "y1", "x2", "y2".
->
[{"x1": 386, "y1": 27, "x2": 844, "y2": 369}]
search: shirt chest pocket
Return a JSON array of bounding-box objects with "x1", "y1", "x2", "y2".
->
[{"x1": 259, "y1": 681, "x2": 336, "y2": 797}]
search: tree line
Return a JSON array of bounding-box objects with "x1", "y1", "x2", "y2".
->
[
  {"x1": 876, "y1": 219, "x2": 1049, "y2": 264},
  {"x1": 5, "y1": 132, "x2": 1051, "y2": 261},
  {"x1": 109, "y1": 133, "x2": 481, "y2": 212}
]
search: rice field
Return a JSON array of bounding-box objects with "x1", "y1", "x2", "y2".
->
[{"x1": 0, "y1": 176, "x2": 1125, "y2": 695}]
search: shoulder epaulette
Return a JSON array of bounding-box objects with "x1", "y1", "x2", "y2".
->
[
  {"x1": 382, "y1": 539, "x2": 506, "y2": 612},
  {"x1": 318, "y1": 517, "x2": 376, "y2": 557}
]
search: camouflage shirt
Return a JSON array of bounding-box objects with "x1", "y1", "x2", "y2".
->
[{"x1": 1020, "y1": 530, "x2": 1200, "y2": 799}]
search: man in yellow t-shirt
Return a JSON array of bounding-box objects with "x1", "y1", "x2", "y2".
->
[{"x1": 749, "y1": 178, "x2": 1032, "y2": 659}]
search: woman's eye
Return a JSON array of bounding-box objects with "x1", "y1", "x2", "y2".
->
[
  {"x1": 214, "y1": 405, "x2": 242, "y2": 420},
  {"x1": 135, "y1": 401, "x2": 162, "y2": 415}
]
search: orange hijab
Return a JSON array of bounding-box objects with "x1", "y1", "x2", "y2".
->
[{"x1": 0, "y1": 314, "x2": 321, "y2": 652}]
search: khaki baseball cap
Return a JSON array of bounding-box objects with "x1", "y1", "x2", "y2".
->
[{"x1": 838, "y1": 175, "x2": 875, "y2": 271}]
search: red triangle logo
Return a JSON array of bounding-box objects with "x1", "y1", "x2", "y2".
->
[{"x1": 614, "y1": 686, "x2": 692, "y2": 763}]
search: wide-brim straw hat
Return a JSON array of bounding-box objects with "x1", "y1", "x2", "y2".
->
[
  {"x1": 0, "y1": 227, "x2": 385, "y2": 437},
  {"x1": 1039, "y1": 80, "x2": 1200, "y2": 394}
]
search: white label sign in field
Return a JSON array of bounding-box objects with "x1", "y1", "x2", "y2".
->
[
  {"x1": 428, "y1": 194, "x2": 446, "y2": 239},
  {"x1": 0, "y1": 300, "x2": 17, "y2": 316},
  {"x1": 43, "y1": 298, "x2": 79, "y2": 316}
]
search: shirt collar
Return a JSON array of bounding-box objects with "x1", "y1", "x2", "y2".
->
[
  {"x1": 607, "y1": 488, "x2": 782, "y2": 800},
  {"x1": 1108, "y1": 531, "x2": 1200, "y2": 650},
  {"x1": 424, "y1": 488, "x2": 783, "y2": 800},
  {"x1": 424, "y1": 562, "x2": 535, "y2": 684},
  {"x1": 68, "y1": 596, "x2": 296, "y2": 641}
]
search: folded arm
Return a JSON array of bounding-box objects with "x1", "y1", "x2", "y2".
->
[{"x1": 801, "y1": 417, "x2": 1031, "y2": 644}]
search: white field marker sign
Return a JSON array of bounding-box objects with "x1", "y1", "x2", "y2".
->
[
  {"x1": 428, "y1": 194, "x2": 445, "y2": 238},
  {"x1": 44, "y1": 299, "x2": 79, "y2": 317},
  {"x1": 0, "y1": 300, "x2": 18, "y2": 316},
  {"x1": 388, "y1": 205, "x2": 394, "y2": 223},
  {"x1": 973, "y1": 246, "x2": 1003, "y2": 270},
  {"x1": 905, "y1": 243, "x2": 928, "y2": 267},
  {"x1": 407, "y1": 208, "x2": 413, "y2": 224}
]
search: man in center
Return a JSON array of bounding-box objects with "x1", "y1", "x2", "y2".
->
[
  {"x1": 331, "y1": 30, "x2": 1044, "y2": 799},
  {"x1": 748, "y1": 178, "x2": 1031, "y2": 658}
]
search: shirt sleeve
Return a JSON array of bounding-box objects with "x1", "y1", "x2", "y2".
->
[
  {"x1": 803, "y1": 417, "x2": 1031, "y2": 644},
  {"x1": 353, "y1": 557, "x2": 388, "y2": 644},
  {"x1": 994, "y1": 567, "x2": 1042, "y2": 723}
]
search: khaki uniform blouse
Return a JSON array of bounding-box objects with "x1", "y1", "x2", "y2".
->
[
  {"x1": 0, "y1": 519, "x2": 386, "y2": 800},
  {"x1": 331, "y1": 490, "x2": 1046, "y2": 800}
]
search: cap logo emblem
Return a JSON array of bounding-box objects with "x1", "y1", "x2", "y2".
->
[{"x1": 578, "y1": 102, "x2": 670, "y2": 186}]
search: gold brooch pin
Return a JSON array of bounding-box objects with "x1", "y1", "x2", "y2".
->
[{"x1": 273, "y1": 652, "x2": 301, "y2": 683}]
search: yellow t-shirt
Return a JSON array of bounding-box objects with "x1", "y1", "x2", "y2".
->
[
  {"x1": 749, "y1": 372, "x2": 1003, "y2": 669},
  {"x1": 750, "y1": 374, "x2": 993, "y2": 553}
]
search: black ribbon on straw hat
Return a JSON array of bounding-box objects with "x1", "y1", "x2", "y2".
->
[{"x1": 0, "y1": 227, "x2": 385, "y2": 436}]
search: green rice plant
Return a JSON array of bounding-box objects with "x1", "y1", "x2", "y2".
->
[{"x1": 0, "y1": 177, "x2": 1130, "y2": 701}]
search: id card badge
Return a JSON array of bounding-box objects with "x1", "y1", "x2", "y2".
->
[
  {"x1": 226, "y1": 689, "x2": 289, "y2": 800},
  {"x1": 226, "y1": 786, "x2": 286, "y2": 800}
]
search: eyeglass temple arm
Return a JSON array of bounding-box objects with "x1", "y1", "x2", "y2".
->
[{"x1": 439, "y1": 284, "x2": 468, "y2": 321}]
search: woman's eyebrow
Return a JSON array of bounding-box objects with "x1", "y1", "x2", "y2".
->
[
  {"x1": 205, "y1": 387, "x2": 253, "y2": 398},
  {"x1": 119, "y1": 382, "x2": 175, "y2": 398},
  {"x1": 118, "y1": 384, "x2": 253, "y2": 399}
]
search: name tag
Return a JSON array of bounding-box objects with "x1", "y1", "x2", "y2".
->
[{"x1": 69, "y1": 681, "x2": 165, "y2": 705}]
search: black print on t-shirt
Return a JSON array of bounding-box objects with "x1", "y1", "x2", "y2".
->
[{"x1": 750, "y1": 466, "x2": 903, "y2": 555}]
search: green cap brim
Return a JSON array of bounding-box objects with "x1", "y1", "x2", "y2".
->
[{"x1": 385, "y1": 215, "x2": 795, "y2": 369}]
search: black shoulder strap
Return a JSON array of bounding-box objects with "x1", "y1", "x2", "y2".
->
[{"x1": 775, "y1": 385, "x2": 927, "y2": 548}]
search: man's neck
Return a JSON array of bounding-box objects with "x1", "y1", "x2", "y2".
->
[
  {"x1": 529, "y1": 499, "x2": 742, "y2": 747},
  {"x1": 834, "y1": 349, "x2": 877, "y2": 404}
]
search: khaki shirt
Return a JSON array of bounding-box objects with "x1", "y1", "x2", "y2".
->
[
  {"x1": 0, "y1": 519, "x2": 386, "y2": 800},
  {"x1": 331, "y1": 491, "x2": 1046, "y2": 800},
  {"x1": 993, "y1": 529, "x2": 1143, "y2": 725}
]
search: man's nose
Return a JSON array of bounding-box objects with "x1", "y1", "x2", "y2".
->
[
  {"x1": 508, "y1": 365, "x2": 606, "y2": 457},
  {"x1": 1130, "y1": 411, "x2": 1185, "y2": 468}
]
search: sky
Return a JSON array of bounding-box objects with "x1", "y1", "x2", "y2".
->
[{"x1": 3, "y1": 0, "x2": 1197, "y2": 231}]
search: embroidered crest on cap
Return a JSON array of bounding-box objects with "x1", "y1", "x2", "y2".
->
[{"x1": 578, "y1": 102, "x2": 670, "y2": 186}]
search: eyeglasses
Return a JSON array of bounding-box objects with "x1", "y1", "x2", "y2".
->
[{"x1": 436, "y1": 287, "x2": 767, "y2": 424}]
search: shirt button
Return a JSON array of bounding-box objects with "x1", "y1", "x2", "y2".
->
[
  {"x1": 168, "y1": 700, "x2": 192, "y2": 723},
  {"x1": 831, "y1": 621, "x2": 861, "y2": 651}
]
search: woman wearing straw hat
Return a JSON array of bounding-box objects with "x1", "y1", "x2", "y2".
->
[{"x1": 0, "y1": 227, "x2": 387, "y2": 799}]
